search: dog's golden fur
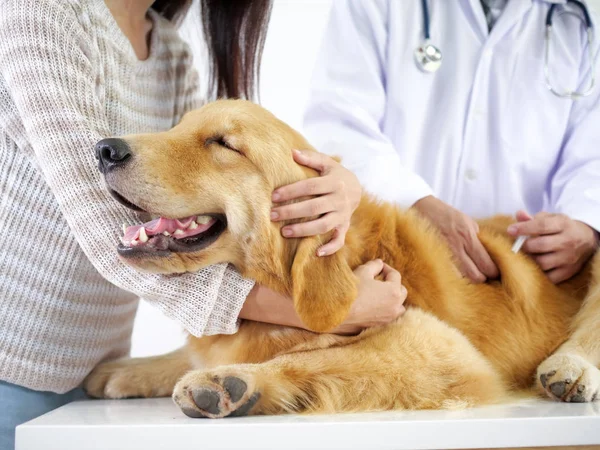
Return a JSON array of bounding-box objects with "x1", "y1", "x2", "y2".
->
[{"x1": 85, "y1": 100, "x2": 600, "y2": 418}]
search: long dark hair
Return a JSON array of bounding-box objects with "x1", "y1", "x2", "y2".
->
[{"x1": 152, "y1": 0, "x2": 272, "y2": 100}]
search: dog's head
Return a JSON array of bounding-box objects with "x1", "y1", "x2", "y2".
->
[{"x1": 96, "y1": 99, "x2": 357, "y2": 332}]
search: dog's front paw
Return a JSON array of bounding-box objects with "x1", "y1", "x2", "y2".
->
[
  {"x1": 537, "y1": 353, "x2": 600, "y2": 403},
  {"x1": 83, "y1": 358, "x2": 162, "y2": 399},
  {"x1": 173, "y1": 369, "x2": 261, "y2": 418}
]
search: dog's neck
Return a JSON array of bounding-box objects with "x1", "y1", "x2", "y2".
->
[
  {"x1": 239, "y1": 223, "x2": 298, "y2": 297},
  {"x1": 240, "y1": 194, "x2": 326, "y2": 296}
]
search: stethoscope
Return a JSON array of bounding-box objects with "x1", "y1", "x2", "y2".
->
[
  {"x1": 413, "y1": 0, "x2": 442, "y2": 73},
  {"x1": 414, "y1": 0, "x2": 597, "y2": 99}
]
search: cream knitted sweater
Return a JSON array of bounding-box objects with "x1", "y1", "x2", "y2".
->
[{"x1": 0, "y1": 0, "x2": 254, "y2": 393}]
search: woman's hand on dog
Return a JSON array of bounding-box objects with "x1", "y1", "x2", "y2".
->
[
  {"x1": 508, "y1": 210, "x2": 599, "y2": 284},
  {"x1": 332, "y1": 260, "x2": 408, "y2": 335},
  {"x1": 412, "y1": 196, "x2": 499, "y2": 284},
  {"x1": 240, "y1": 260, "x2": 407, "y2": 335},
  {"x1": 270, "y1": 150, "x2": 362, "y2": 256}
]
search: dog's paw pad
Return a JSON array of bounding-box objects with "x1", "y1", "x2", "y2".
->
[
  {"x1": 537, "y1": 353, "x2": 600, "y2": 403},
  {"x1": 549, "y1": 380, "x2": 569, "y2": 398},
  {"x1": 228, "y1": 392, "x2": 261, "y2": 417},
  {"x1": 181, "y1": 406, "x2": 207, "y2": 418},
  {"x1": 223, "y1": 376, "x2": 247, "y2": 403},
  {"x1": 540, "y1": 371, "x2": 556, "y2": 388},
  {"x1": 192, "y1": 388, "x2": 221, "y2": 415},
  {"x1": 173, "y1": 371, "x2": 260, "y2": 418},
  {"x1": 568, "y1": 385, "x2": 587, "y2": 403}
]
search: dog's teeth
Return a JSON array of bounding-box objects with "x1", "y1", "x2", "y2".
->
[
  {"x1": 122, "y1": 224, "x2": 127, "y2": 234},
  {"x1": 189, "y1": 221, "x2": 198, "y2": 230},
  {"x1": 196, "y1": 216, "x2": 211, "y2": 225},
  {"x1": 163, "y1": 231, "x2": 171, "y2": 236},
  {"x1": 139, "y1": 227, "x2": 148, "y2": 243},
  {"x1": 131, "y1": 239, "x2": 139, "y2": 246},
  {"x1": 174, "y1": 229, "x2": 185, "y2": 236}
]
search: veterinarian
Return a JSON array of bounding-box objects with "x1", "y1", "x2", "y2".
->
[
  {"x1": 0, "y1": 1, "x2": 407, "y2": 447},
  {"x1": 304, "y1": 0, "x2": 600, "y2": 285}
]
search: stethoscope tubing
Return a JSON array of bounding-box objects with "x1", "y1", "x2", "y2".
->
[
  {"x1": 545, "y1": 0, "x2": 596, "y2": 99},
  {"x1": 417, "y1": 0, "x2": 597, "y2": 99},
  {"x1": 546, "y1": 0, "x2": 592, "y2": 27},
  {"x1": 421, "y1": 0, "x2": 431, "y2": 40}
]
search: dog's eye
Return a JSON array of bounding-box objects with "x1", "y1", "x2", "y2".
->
[{"x1": 206, "y1": 137, "x2": 241, "y2": 154}]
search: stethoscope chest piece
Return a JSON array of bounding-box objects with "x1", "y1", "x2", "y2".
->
[{"x1": 414, "y1": 41, "x2": 443, "y2": 73}]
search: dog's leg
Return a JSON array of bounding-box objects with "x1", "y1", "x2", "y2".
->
[
  {"x1": 84, "y1": 347, "x2": 191, "y2": 399},
  {"x1": 173, "y1": 310, "x2": 507, "y2": 418},
  {"x1": 537, "y1": 254, "x2": 600, "y2": 403}
]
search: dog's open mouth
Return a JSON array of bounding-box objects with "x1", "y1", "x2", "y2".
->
[
  {"x1": 117, "y1": 214, "x2": 227, "y2": 257},
  {"x1": 106, "y1": 186, "x2": 227, "y2": 257}
]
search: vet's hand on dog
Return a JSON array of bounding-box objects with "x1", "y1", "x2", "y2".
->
[
  {"x1": 413, "y1": 196, "x2": 499, "y2": 283},
  {"x1": 508, "y1": 210, "x2": 599, "y2": 284},
  {"x1": 270, "y1": 149, "x2": 361, "y2": 256}
]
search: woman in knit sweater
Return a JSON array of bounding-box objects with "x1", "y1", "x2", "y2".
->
[{"x1": 0, "y1": 0, "x2": 407, "y2": 447}]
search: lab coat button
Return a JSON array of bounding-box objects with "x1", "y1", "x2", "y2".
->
[{"x1": 465, "y1": 169, "x2": 478, "y2": 181}]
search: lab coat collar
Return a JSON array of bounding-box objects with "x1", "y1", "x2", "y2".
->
[
  {"x1": 462, "y1": 0, "x2": 595, "y2": 47},
  {"x1": 461, "y1": 0, "x2": 533, "y2": 44},
  {"x1": 484, "y1": 0, "x2": 533, "y2": 48}
]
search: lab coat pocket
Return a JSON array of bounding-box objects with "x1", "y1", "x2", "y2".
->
[{"x1": 501, "y1": 55, "x2": 573, "y2": 167}]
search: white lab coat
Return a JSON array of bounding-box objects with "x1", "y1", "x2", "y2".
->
[{"x1": 304, "y1": 0, "x2": 600, "y2": 231}]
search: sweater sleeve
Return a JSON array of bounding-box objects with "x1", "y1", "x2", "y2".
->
[{"x1": 0, "y1": 0, "x2": 254, "y2": 336}]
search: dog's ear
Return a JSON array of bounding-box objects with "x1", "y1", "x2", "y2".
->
[{"x1": 291, "y1": 235, "x2": 358, "y2": 332}]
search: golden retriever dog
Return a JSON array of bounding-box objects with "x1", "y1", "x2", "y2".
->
[{"x1": 85, "y1": 99, "x2": 600, "y2": 419}]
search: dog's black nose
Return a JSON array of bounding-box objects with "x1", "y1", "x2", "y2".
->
[{"x1": 95, "y1": 138, "x2": 131, "y2": 173}]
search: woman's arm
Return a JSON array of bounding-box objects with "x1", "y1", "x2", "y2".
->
[
  {"x1": 239, "y1": 285, "x2": 305, "y2": 329},
  {"x1": 241, "y1": 260, "x2": 407, "y2": 335},
  {"x1": 0, "y1": 0, "x2": 252, "y2": 337}
]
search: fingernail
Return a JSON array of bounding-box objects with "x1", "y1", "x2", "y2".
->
[
  {"x1": 270, "y1": 211, "x2": 279, "y2": 220},
  {"x1": 272, "y1": 192, "x2": 281, "y2": 202},
  {"x1": 282, "y1": 228, "x2": 293, "y2": 237},
  {"x1": 317, "y1": 249, "x2": 326, "y2": 257},
  {"x1": 507, "y1": 225, "x2": 518, "y2": 235},
  {"x1": 293, "y1": 149, "x2": 305, "y2": 158}
]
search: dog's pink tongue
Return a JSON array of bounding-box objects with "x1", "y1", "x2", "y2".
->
[{"x1": 122, "y1": 216, "x2": 215, "y2": 245}]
